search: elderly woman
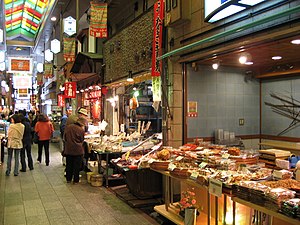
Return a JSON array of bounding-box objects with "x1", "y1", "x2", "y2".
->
[
  {"x1": 35, "y1": 114, "x2": 54, "y2": 166},
  {"x1": 6, "y1": 114, "x2": 25, "y2": 176}
]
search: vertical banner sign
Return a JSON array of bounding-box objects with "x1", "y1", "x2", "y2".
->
[
  {"x1": 64, "y1": 82, "x2": 77, "y2": 98},
  {"x1": 151, "y1": 0, "x2": 164, "y2": 77},
  {"x1": 58, "y1": 94, "x2": 65, "y2": 107},
  {"x1": 44, "y1": 63, "x2": 53, "y2": 79},
  {"x1": 37, "y1": 72, "x2": 43, "y2": 85},
  {"x1": 63, "y1": 37, "x2": 76, "y2": 62},
  {"x1": 152, "y1": 76, "x2": 161, "y2": 101},
  {"x1": 90, "y1": 2, "x2": 107, "y2": 38}
]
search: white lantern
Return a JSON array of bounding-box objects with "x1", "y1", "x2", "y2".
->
[
  {"x1": 0, "y1": 62, "x2": 5, "y2": 71},
  {"x1": 37, "y1": 63, "x2": 44, "y2": 73},
  {"x1": 0, "y1": 29, "x2": 3, "y2": 43},
  {"x1": 63, "y1": 16, "x2": 76, "y2": 36},
  {"x1": 45, "y1": 49, "x2": 53, "y2": 62},
  {"x1": 0, "y1": 51, "x2": 5, "y2": 62},
  {"x1": 50, "y1": 39, "x2": 61, "y2": 54}
]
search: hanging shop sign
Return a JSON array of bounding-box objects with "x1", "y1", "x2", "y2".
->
[
  {"x1": 64, "y1": 82, "x2": 76, "y2": 98},
  {"x1": 90, "y1": 2, "x2": 107, "y2": 38},
  {"x1": 63, "y1": 16, "x2": 76, "y2": 36},
  {"x1": 57, "y1": 94, "x2": 65, "y2": 107},
  {"x1": 187, "y1": 101, "x2": 198, "y2": 117},
  {"x1": 63, "y1": 37, "x2": 76, "y2": 62},
  {"x1": 151, "y1": 0, "x2": 164, "y2": 77},
  {"x1": 36, "y1": 73, "x2": 43, "y2": 85},
  {"x1": 13, "y1": 76, "x2": 32, "y2": 89},
  {"x1": 152, "y1": 76, "x2": 161, "y2": 102},
  {"x1": 205, "y1": 0, "x2": 266, "y2": 23},
  {"x1": 85, "y1": 90, "x2": 102, "y2": 99},
  {"x1": 8, "y1": 57, "x2": 32, "y2": 73},
  {"x1": 30, "y1": 95, "x2": 36, "y2": 105},
  {"x1": 44, "y1": 63, "x2": 53, "y2": 79}
]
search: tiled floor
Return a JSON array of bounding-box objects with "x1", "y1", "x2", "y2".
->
[{"x1": 0, "y1": 142, "x2": 158, "y2": 225}]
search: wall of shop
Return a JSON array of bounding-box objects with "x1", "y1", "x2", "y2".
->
[
  {"x1": 104, "y1": 9, "x2": 153, "y2": 83},
  {"x1": 261, "y1": 77, "x2": 300, "y2": 137},
  {"x1": 187, "y1": 65, "x2": 260, "y2": 138}
]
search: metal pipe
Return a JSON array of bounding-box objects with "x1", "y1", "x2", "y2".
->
[{"x1": 158, "y1": 4, "x2": 300, "y2": 60}]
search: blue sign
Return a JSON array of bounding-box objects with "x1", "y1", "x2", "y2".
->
[{"x1": 221, "y1": 0, "x2": 229, "y2": 3}]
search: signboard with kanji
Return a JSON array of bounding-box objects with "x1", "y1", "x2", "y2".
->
[
  {"x1": 58, "y1": 94, "x2": 65, "y2": 107},
  {"x1": 64, "y1": 82, "x2": 76, "y2": 98}
]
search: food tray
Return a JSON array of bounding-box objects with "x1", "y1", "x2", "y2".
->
[
  {"x1": 169, "y1": 168, "x2": 191, "y2": 179},
  {"x1": 149, "y1": 161, "x2": 170, "y2": 171}
]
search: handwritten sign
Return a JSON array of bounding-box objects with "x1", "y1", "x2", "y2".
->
[{"x1": 209, "y1": 178, "x2": 222, "y2": 197}]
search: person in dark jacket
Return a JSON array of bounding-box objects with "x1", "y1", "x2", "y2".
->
[
  {"x1": 19, "y1": 113, "x2": 34, "y2": 171},
  {"x1": 63, "y1": 117, "x2": 85, "y2": 184}
]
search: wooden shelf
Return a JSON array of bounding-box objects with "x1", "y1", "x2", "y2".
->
[
  {"x1": 232, "y1": 197, "x2": 300, "y2": 225},
  {"x1": 259, "y1": 142, "x2": 300, "y2": 154},
  {"x1": 154, "y1": 204, "x2": 183, "y2": 225}
]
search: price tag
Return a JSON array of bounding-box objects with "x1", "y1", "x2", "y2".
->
[
  {"x1": 190, "y1": 171, "x2": 199, "y2": 179},
  {"x1": 175, "y1": 156, "x2": 184, "y2": 161},
  {"x1": 114, "y1": 158, "x2": 121, "y2": 163},
  {"x1": 168, "y1": 163, "x2": 177, "y2": 171},
  {"x1": 273, "y1": 170, "x2": 283, "y2": 180},
  {"x1": 199, "y1": 162, "x2": 208, "y2": 169},
  {"x1": 148, "y1": 158, "x2": 155, "y2": 164},
  {"x1": 209, "y1": 178, "x2": 222, "y2": 197},
  {"x1": 222, "y1": 153, "x2": 230, "y2": 159},
  {"x1": 125, "y1": 151, "x2": 130, "y2": 160}
]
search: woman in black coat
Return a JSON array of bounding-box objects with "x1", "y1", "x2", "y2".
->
[{"x1": 19, "y1": 114, "x2": 34, "y2": 171}]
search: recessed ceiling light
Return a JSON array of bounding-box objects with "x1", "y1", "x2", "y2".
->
[
  {"x1": 291, "y1": 39, "x2": 300, "y2": 45},
  {"x1": 239, "y1": 55, "x2": 247, "y2": 64},
  {"x1": 51, "y1": 16, "x2": 57, "y2": 21},
  {"x1": 272, "y1": 56, "x2": 282, "y2": 60},
  {"x1": 245, "y1": 61, "x2": 253, "y2": 65}
]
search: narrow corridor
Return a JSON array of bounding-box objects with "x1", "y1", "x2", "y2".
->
[{"x1": 0, "y1": 143, "x2": 158, "y2": 225}]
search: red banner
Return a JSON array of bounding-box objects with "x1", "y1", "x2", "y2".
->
[
  {"x1": 151, "y1": 0, "x2": 164, "y2": 77},
  {"x1": 64, "y1": 82, "x2": 77, "y2": 98},
  {"x1": 58, "y1": 94, "x2": 65, "y2": 107},
  {"x1": 90, "y1": 2, "x2": 107, "y2": 38}
]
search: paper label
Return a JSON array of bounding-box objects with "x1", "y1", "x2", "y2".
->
[
  {"x1": 199, "y1": 162, "x2": 208, "y2": 169},
  {"x1": 190, "y1": 171, "x2": 199, "y2": 179},
  {"x1": 273, "y1": 170, "x2": 283, "y2": 179},
  {"x1": 209, "y1": 178, "x2": 222, "y2": 197},
  {"x1": 175, "y1": 156, "x2": 184, "y2": 161},
  {"x1": 168, "y1": 163, "x2": 177, "y2": 171},
  {"x1": 148, "y1": 158, "x2": 155, "y2": 164}
]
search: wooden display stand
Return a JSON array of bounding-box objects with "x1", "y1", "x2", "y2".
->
[{"x1": 152, "y1": 169, "x2": 299, "y2": 225}]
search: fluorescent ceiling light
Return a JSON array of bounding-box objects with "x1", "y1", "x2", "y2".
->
[
  {"x1": 291, "y1": 39, "x2": 300, "y2": 45},
  {"x1": 245, "y1": 61, "x2": 253, "y2": 65},
  {"x1": 209, "y1": 5, "x2": 245, "y2": 22},
  {"x1": 239, "y1": 0, "x2": 265, "y2": 6},
  {"x1": 272, "y1": 56, "x2": 282, "y2": 60}
]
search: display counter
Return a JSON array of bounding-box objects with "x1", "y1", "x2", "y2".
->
[{"x1": 151, "y1": 168, "x2": 299, "y2": 225}]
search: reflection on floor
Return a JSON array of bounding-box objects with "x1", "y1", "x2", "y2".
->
[{"x1": 0, "y1": 143, "x2": 159, "y2": 225}]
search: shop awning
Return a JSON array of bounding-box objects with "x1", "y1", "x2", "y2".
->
[
  {"x1": 70, "y1": 52, "x2": 103, "y2": 74},
  {"x1": 70, "y1": 52, "x2": 103, "y2": 89}
]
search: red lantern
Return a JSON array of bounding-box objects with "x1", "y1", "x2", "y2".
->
[{"x1": 101, "y1": 86, "x2": 108, "y2": 95}]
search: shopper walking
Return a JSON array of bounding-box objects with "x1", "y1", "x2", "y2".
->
[
  {"x1": 35, "y1": 114, "x2": 54, "y2": 166},
  {"x1": 19, "y1": 114, "x2": 34, "y2": 172},
  {"x1": 6, "y1": 114, "x2": 25, "y2": 176},
  {"x1": 63, "y1": 118, "x2": 86, "y2": 184}
]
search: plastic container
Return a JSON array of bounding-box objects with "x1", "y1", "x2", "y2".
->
[
  {"x1": 86, "y1": 172, "x2": 98, "y2": 183},
  {"x1": 90, "y1": 174, "x2": 103, "y2": 187}
]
